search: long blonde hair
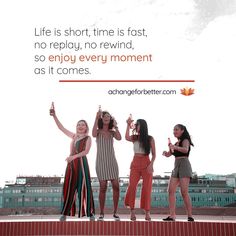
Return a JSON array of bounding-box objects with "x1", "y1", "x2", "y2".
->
[{"x1": 69, "y1": 120, "x2": 89, "y2": 155}]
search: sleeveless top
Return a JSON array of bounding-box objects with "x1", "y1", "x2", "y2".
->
[
  {"x1": 172, "y1": 139, "x2": 191, "y2": 157},
  {"x1": 70, "y1": 136, "x2": 88, "y2": 156},
  {"x1": 133, "y1": 141, "x2": 146, "y2": 154},
  {"x1": 132, "y1": 135, "x2": 151, "y2": 155}
]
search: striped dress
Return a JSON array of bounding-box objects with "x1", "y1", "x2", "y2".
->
[
  {"x1": 61, "y1": 136, "x2": 95, "y2": 217},
  {"x1": 95, "y1": 132, "x2": 119, "y2": 180}
]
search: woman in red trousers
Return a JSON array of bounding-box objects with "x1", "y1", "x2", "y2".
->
[{"x1": 125, "y1": 117, "x2": 156, "y2": 221}]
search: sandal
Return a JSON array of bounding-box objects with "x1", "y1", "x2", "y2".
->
[
  {"x1": 89, "y1": 214, "x2": 95, "y2": 221},
  {"x1": 113, "y1": 214, "x2": 120, "y2": 221},
  {"x1": 97, "y1": 213, "x2": 104, "y2": 221},
  {"x1": 59, "y1": 215, "x2": 66, "y2": 222},
  {"x1": 145, "y1": 211, "x2": 151, "y2": 221},
  {"x1": 145, "y1": 216, "x2": 151, "y2": 221},
  {"x1": 188, "y1": 216, "x2": 194, "y2": 222},
  {"x1": 130, "y1": 214, "x2": 136, "y2": 221},
  {"x1": 163, "y1": 216, "x2": 175, "y2": 221}
]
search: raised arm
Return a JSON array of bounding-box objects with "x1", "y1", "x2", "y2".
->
[
  {"x1": 50, "y1": 105, "x2": 75, "y2": 138},
  {"x1": 92, "y1": 112, "x2": 100, "y2": 137},
  {"x1": 125, "y1": 117, "x2": 133, "y2": 142},
  {"x1": 112, "y1": 118, "x2": 122, "y2": 141}
]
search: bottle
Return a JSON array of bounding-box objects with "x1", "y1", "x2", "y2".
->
[
  {"x1": 168, "y1": 138, "x2": 174, "y2": 153},
  {"x1": 98, "y1": 105, "x2": 102, "y2": 118},
  {"x1": 50, "y1": 102, "x2": 55, "y2": 115}
]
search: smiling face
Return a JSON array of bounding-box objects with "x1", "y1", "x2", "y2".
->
[
  {"x1": 173, "y1": 125, "x2": 184, "y2": 138},
  {"x1": 76, "y1": 120, "x2": 88, "y2": 134},
  {"x1": 102, "y1": 113, "x2": 111, "y2": 125}
]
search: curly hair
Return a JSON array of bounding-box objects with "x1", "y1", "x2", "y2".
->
[{"x1": 98, "y1": 111, "x2": 114, "y2": 130}]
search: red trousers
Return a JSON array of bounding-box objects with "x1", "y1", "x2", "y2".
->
[{"x1": 124, "y1": 155, "x2": 153, "y2": 211}]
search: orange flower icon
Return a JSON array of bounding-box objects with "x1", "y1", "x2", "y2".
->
[{"x1": 180, "y1": 87, "x2": 194, "y2": 96}]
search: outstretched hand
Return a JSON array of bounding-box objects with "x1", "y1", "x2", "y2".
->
[{"x1": 162, "y1": 151, "x2": 169, "y2": 157}]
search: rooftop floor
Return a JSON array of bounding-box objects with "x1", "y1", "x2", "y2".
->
[{"x1": 0, "y1": 214, "x2": 236, "y2": 223}]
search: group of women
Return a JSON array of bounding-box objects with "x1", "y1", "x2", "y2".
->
[{"x1": 50, "y1": 104, "x2": 194, "y2": 222}]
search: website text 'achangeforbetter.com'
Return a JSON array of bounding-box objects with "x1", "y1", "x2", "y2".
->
[{"x1": 108, "y1": 88, "x2": 177, "y2": 96}]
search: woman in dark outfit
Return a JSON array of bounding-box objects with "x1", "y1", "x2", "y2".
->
[{"x1": 163, "y1": 124, "x2": 194, "y2": 222}]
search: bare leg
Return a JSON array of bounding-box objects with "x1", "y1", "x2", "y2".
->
[
  {"x1": 179, "y1": 177, "x2": 192, "y2": 217},
  {"x1": 99, "y1": 180, "x2": 107, "y2": 215},
  {"x1": 168, "y1": 177, "x2": 179, "y2": 219},
  {"x1": 111, "y1": 179, "x2": 120, "y2": 214}
]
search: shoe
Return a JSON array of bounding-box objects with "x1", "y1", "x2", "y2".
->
[
  {"x1": 89, "y1": 214, "x2": 95, "y2": 221},
  {"x1": 145, "y1": 216, "x2": 151, "y2": 221},
  {"x1": 97, "y1": 214, "x2": 104, "y2": 221},
  {"x1": 130, "y1": 214, "x2": 136, "y2": 221},
  {"x1": 145, "y1": 211, "x2": 151, "y2": 221},
  {"x1": 163, "y1": 216, "x2": 175, "y2": 221},
  {"x1": 59, "y1": 215, "x2": 66, "y2": 222},
  {"x1": 113, "y1": 214, "x2": 120, "y2": 221},
  {"x1": 188, "y1": 217, "x2": 194, "y2": 222}
]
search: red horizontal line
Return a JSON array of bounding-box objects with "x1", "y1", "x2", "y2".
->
[{"x1": 59, "y1": 80, "x2": 195, "y2": 83}]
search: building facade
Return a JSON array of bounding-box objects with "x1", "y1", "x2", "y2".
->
[{"x1": 0, "y1": 175, "x2": 236, "y2": 211}]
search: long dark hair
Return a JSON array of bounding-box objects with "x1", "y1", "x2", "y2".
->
[
  {"x1": 135, "y1": 119, "x2": 151, "y2": 154},
  {"x1": 98, "y1": 111, "x2": 114, "y2": 129},
  {"x1": 175, "y1": 124, "x2": 194, "y2": 146}
]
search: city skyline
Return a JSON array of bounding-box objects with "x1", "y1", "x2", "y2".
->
[{"x1": 2, "y1": 172, "x2": 236, "y2": 187}]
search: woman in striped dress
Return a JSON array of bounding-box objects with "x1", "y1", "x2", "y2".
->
[
  {"x1": 50, "y1": 104, "x2": 95, "y2": 221},
  {"x1": 92, "y1": 109, "x2": 121, "y2": 221}
]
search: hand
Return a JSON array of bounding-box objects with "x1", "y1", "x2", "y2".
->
[
  {"x1": 49, "y1": 108, "x2": 55, "y2": 116},
  {"x1": 50, "y1": 102, "x2": 55, "y2": 116},
  {"x1": 96, "y1": 111, "x2": 102, "y2": 119},
  {"x1": 65, "y1": 155, "x2": 74, "y2": 163},
  {"x1": 126, "y1": 117, "x2": 133, "y2": 126},
  {"x1": 169, "y1": 144, "x2": 175, "y2": 152},
  {"x1": 162, "y1": 151, "x2": 169, "y2": 157},
  {"x1": 147, "y1": 162, "x2": 154, "y2": 174}
]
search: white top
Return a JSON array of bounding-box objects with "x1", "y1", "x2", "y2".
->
[{"x1": 133, "y1": 141, "x2": 146, "y2": 154}]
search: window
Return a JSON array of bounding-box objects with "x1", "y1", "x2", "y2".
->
[
  {"x1": 17, "y1": 198, "x2": 23, "y2": 202},
  {"x1": 5, "y1": 198, "x2": 10, "y2": 203},
  {"x1": 4, "y1": 189, "x2": 11, "y2": 194}
]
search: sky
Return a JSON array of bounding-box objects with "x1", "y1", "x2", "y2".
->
[{"x1": 0, "y1": 0, "x2": 236, "y2": 187}]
